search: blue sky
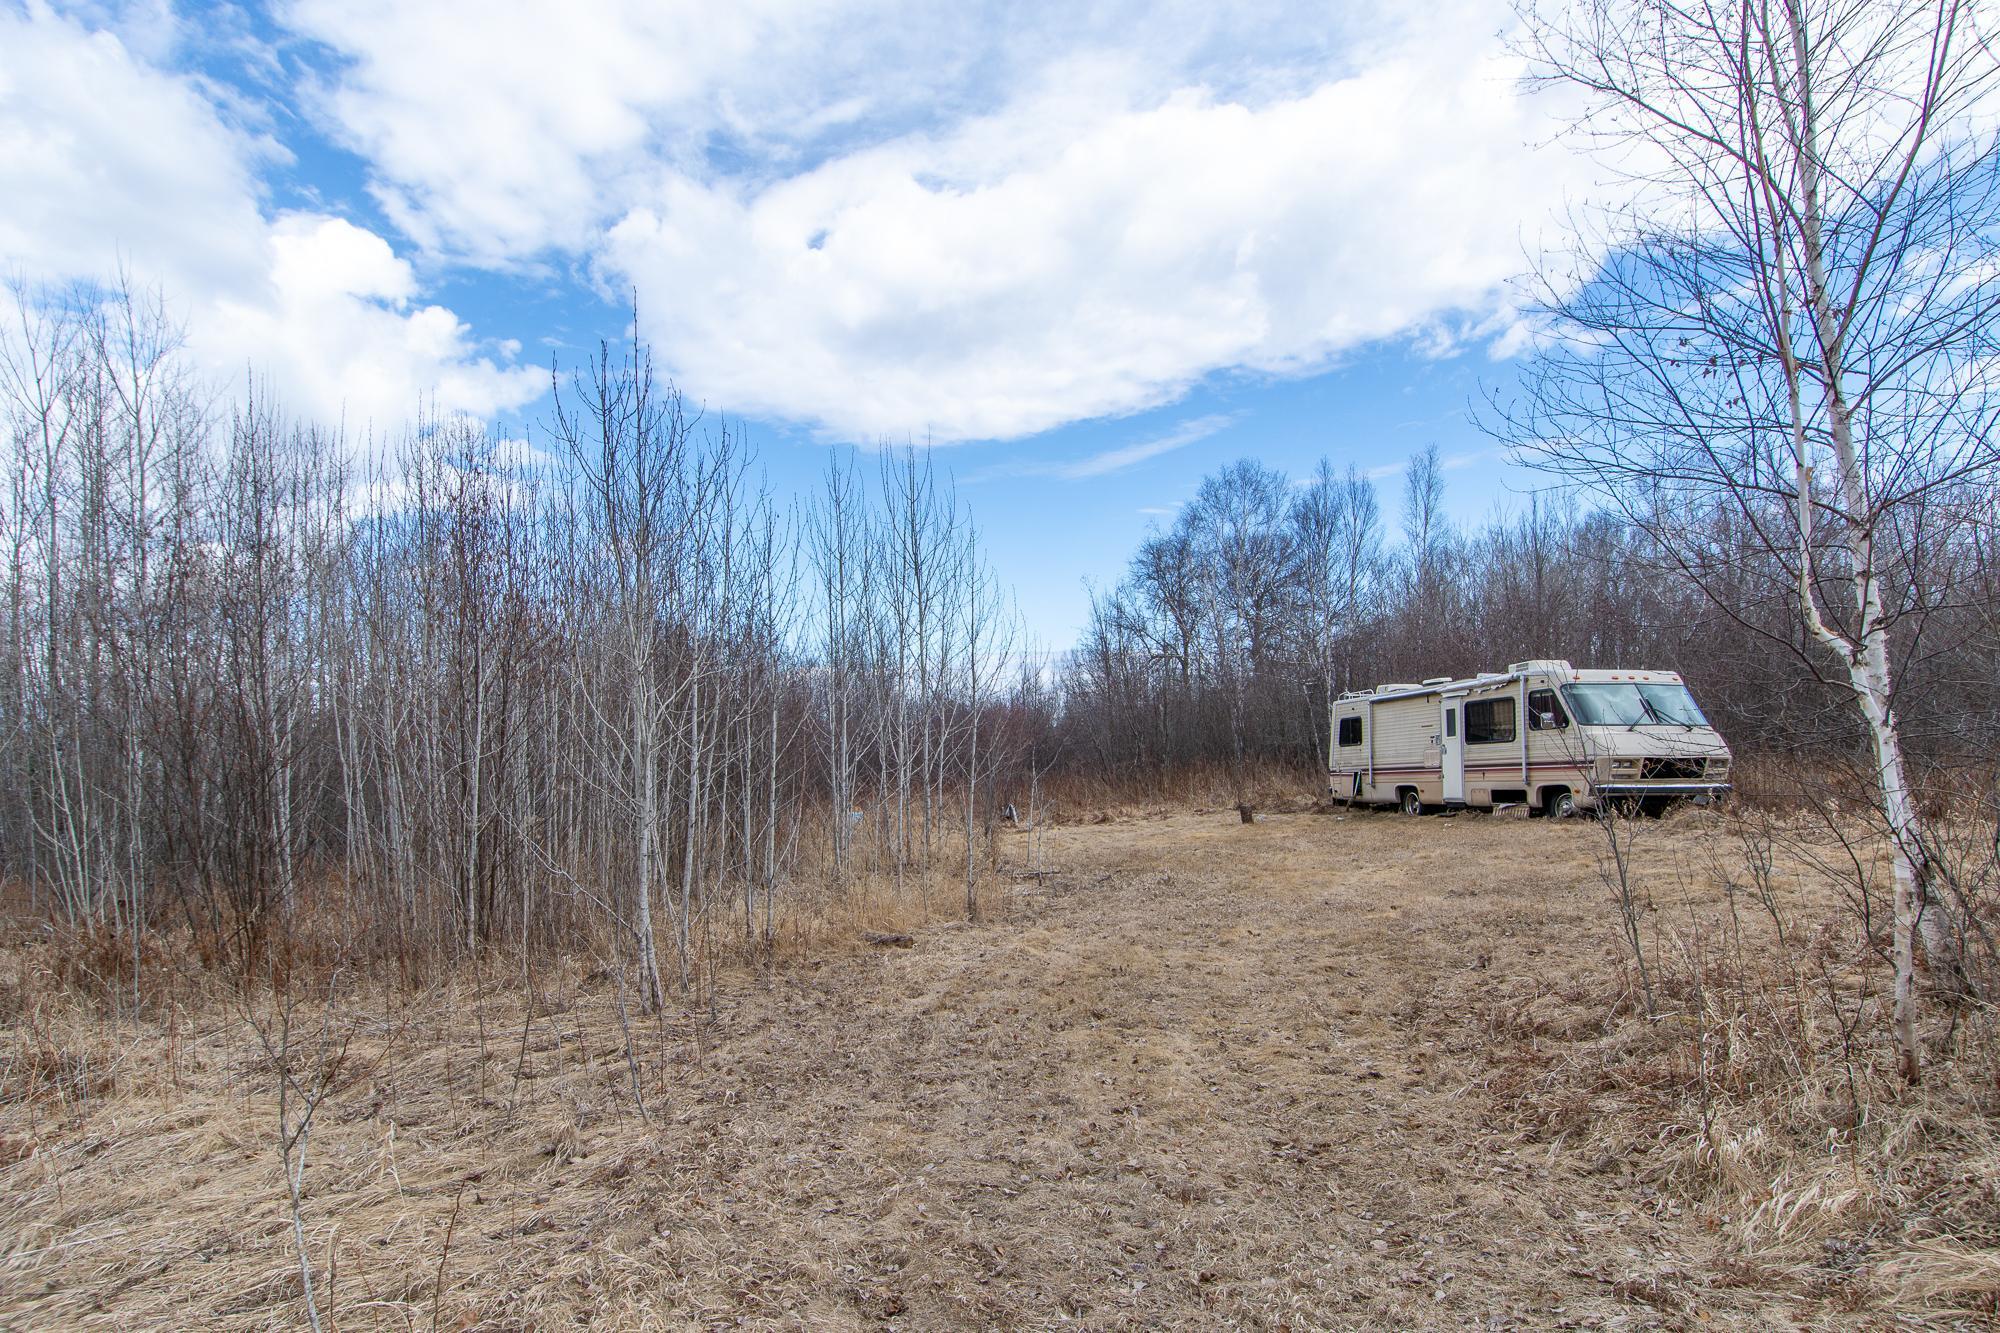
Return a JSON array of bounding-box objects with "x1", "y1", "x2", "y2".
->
[{"x1": 1, "y1": 0, "x2": 1596, "y2": 648}]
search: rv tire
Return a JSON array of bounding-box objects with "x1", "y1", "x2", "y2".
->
[
  {"x1": 1544, "y1": 789, "x2": 1577, "y2": 820},
  {"x1": 1398, "y1": 788, "x2": 1423, "y2": 817}
]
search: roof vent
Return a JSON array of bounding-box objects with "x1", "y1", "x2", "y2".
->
[
  {"x1": 1507, "y1": 659, "x2": 1573, "y2": 674},
  {"x1": 1421, "y1": 676, "x2": 1452, "y2": 686},
  {"x1": 1375, "y1": 683, "x2": 1420, "y2": 694}
]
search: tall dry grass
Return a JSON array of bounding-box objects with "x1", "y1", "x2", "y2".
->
[{"x1": 1469, "y1": 757, "x2": 2000, "y2": 1317}]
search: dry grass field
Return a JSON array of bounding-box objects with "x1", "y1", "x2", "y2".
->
[{"x1": 4, "y1": 803, "x2": 1997, "y2": 1329}]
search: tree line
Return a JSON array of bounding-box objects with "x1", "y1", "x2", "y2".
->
[
  {"x1": 8, "y1": 278, "x2": 1994, "y2": 1001},
  {"x1": 1061, "y1": 446, "x2": 2000, "y2": 782},
  {"x1": 0, "y1": 287, "x2": 1032, "y2": 1006}
]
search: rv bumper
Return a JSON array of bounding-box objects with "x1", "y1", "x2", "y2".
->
[{"x1": 1594, "y1": 782, "x2": 1733, "y2": 799}]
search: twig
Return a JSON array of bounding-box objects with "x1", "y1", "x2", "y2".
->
[{"x1": 431, "y1": 1186, "x2": 464, "y2": 1332}]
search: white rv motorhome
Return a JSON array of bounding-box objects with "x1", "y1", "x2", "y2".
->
[{"x1": 1329, "y1": 660, "x2": 1731, "y2": 817}]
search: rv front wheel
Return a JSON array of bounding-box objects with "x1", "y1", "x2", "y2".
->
[
  {"x1": 1399, "y1": 788, "x2": 1422, "y2": 816},
  {"x1": 1545, "y1": 789, "x2": 1577, "y2": 820}
]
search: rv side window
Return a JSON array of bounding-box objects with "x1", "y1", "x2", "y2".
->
[
  {"x1": 1444, "y1": 709, "x2": 1457, "y2": 738},
  {"x1": 1337, "y1": 716, "x2": 1363, "y2": 747},
  {"x1": 1528, "y1": 688, "x2": 1569, "y2": 730},
  {"x1": 1464, "y1": 697, "x2": 1516, "y2": 744}
]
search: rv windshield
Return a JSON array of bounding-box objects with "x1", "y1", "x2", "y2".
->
[{"x1": 1561, "y1": 682, "x2": 1709, "y2": 728}]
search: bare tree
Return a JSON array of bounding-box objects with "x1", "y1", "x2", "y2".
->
[
  {"x1": 549, "y1": 323, "x2": 699, "y2": 1010},
  {"x1": 1497, "y1": 0, "x2": 2000, "y2": 1076},
  {"x1": 1291, "y1": 459, "x2": 1384, "y2": 763},
  {"x1": 246, "y1": 969, "x2": 352, "y2": 1333},
  {"x1": 1183, "y1": 460, "x2": 1296, "y2": 819}
]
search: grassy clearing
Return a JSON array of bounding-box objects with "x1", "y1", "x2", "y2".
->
[{"x1": 2, "y1": 801, "x2": 1996, "y2": 1328}]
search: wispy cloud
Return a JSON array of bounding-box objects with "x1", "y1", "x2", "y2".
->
[
  {"x1": 1056, "y1": 414, "x2": 1237, "y2": 478},
  {"x1": 973, "y1": 413, "x2": 1237, "y2": 483},
  {"x1": 1366, "y1": 446, "x2": 1497, "y2": 481}
]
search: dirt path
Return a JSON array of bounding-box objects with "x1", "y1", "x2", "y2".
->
[
  {"x1": 704, "y1": 807, "x2": 1756, "y2": 1331},
  {"x1": 4, "y1": 809, "x2": 1809, "y2": 1329}
]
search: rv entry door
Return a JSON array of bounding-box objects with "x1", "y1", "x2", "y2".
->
[{"x1": 1440, "y1": 697, "x2": 1465, "y2": 802}]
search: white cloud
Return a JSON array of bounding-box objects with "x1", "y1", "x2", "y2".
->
[
  {"x1": 6, "y1": 1, "x2": 1596, "y2": 445},
  {"x1": 189, "y1": 214, "x2": 544, "y2": 437},
  {"x1": 601, "y1": 28, "x2": 1583, "y2": 441},
  {"x1": 280, "y1": 0, "x2": 826, "y2": 263},
  {"x1": 0, "y1": 4, "x2": 541, "y2": 433},
  {"x1": 279, "y1": 0, "x2": 1374, "y2": 265},
  {"x1": 290, "y1": 0, "x2": 1119, "y2": 267},
  {"x1": 281, "y1": 0, "x2": 1590, "y2": 443},
  {"x1": 0, "y1": 3, "x2": 271, "y2": 299}
]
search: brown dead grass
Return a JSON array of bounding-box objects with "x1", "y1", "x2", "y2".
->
[{"x1": 2, "y1": 805, "x2": 1997, "y2": 1329}]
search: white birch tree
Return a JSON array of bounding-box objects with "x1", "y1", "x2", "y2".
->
[{"x1": 1499, "y1": 0, "x2": 2000, "y2": 1078}]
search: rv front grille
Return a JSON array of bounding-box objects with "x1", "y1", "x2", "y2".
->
[{"x1": 1640, "y1": 757, "x2": 1707, "y2": 781}]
